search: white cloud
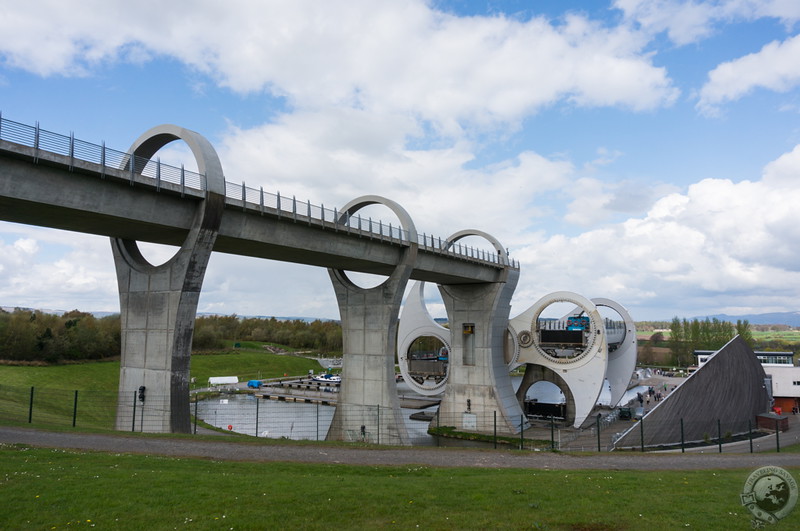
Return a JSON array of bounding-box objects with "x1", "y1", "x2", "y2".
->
[
  {"x1": 217, "y1": 109, "x2": 581, "y2": 246},
  {"x1": 0, "y1": 0, "x2": 678, "y2": 132},
  {"x1": 614, "y1": 0, "x2": 800, "y2": 45},
  {"x1": 697, "y1": 33, "x2": 800, "y2": 114},
  {"x1": 511, "y1": 143, "x2": 800, "y2": 320},
  {"x1": 0, "y1": 226, "x2": 118, "y2": 311}
]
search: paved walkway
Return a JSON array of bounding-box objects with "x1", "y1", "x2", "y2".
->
[{"x1": 2, "y1": 425, "x2": 799, "y2": 471}]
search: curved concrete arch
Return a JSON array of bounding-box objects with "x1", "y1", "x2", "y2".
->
[
  {"x1": 125, "y1": 124, "x2": 226, "y2": 196},
  {"x1": 443, "y1": 229, "x2": 507, "y2": 266},
  {"x1": 331, "y1": 194, "x2": 418, "y2": 290},
  {"x1": 112, "y1": 124, "x2": 225, "y2": 433},
  {"x1": 115, "y1": 124, "x2": 226, "y2": 269},
  {"x1": 591, "y1": 298, "x2": 637, "y2": 408},
  {"x1": 337, "y1": 194, "x2": 418, "y2": 244},
  {"x1": 435, "y1": 228, "x2": 525, "y2": 435},
  {"x1": 515, "y1": 364, "x2": 576, "y2": 422},
  {"x1": 327, "y1": 195, "x2": 418, "y2": 444},
  {"x1": 397, "y1": 281, "x2": 451, "y2": 396}
]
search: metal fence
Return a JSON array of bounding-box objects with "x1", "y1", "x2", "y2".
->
[
  {"x1": 0, "y1": 385, "x2": 117, "y2": 430},
  {"x1": 2, "y1": 384, "x2": 789, "y2": 452},
  {"x1": 0, "y1": 112, "x2": 518, "y2": 269}
]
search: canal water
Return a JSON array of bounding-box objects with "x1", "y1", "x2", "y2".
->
[{"x1": 196, "y1": 378, "x2": 650, "y2": 445}]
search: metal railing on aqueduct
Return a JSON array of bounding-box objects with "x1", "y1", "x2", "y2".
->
[{"x1": 0, "y1": 113, "x2": 518, "y2": 269}]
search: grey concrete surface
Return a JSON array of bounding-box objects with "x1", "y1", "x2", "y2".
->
[{"x1": 2, "y1": 425, "x2": 800, "y2": 470}]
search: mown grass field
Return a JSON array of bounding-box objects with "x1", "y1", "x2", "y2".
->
[
  {"x1": 637, "y1": 328, "x2": 800, "y2": 344},
  {"x1": 0, "y1": 347, "x2": 321, "y2": 392},
  {"x1": 3, "y1": 443, "x2": 797, "y2": 530},
  {"x1": 0, "y1": 348, "x2": 321, "y2": 430},
  {"x1": 2, "y1": 346, "x2": 800, "y2": 528}
]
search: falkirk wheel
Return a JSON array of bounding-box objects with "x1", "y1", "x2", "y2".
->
[{"x1": 398, "y1": 285, "x2": 637, "y2": 430}]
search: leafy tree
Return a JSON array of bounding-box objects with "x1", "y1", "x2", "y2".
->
[{"x1": 736, "y1": 319, "x2": 754, "y2": 347}]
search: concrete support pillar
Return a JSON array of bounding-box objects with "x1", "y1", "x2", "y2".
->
[
  {"x1": 325, "y1": 196, "x2": 417, "y2": 445},
  {"x1": 114, "y1": 125, "x2": 225, "y2": 433},
  {"x1": 435, "y1": 231, "x2": 526, "y2": 435}
]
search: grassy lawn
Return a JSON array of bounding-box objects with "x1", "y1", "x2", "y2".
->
[
  {"x1": 0, "y1": 347, "x2": 321, "y2": 392},
  {"x1": 0, "y1": 348, "x2": 321, "y2": 430},
  {"x1": 190, "y1": 348, "x2": 321, "y2": 385},
  {"x1": 2, "y1": 444, "x2": 796, "y2": 530}
]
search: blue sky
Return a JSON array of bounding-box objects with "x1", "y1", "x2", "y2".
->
[{"x1": 1, "y1": 0, "x2": 800, "y2": 322}]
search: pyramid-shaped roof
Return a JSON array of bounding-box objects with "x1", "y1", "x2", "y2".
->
[{"x1": 615, "y1": 335, "x2": 769, "y2": 449}]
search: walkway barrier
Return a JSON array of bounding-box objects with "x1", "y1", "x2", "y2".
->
[
  {"x1": 2, "y1": 384, "x2": 793, "y2": 452},
  {"x1": 0, "y1": 113, "x2": 518, "y2": 269},
  {"x1": 0, "y1": 385, "x2": 118, "y2": 430}
]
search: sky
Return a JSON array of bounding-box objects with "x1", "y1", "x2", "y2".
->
[{"x1": 1, "y1": 0, "x2": 800, "y2": 323}]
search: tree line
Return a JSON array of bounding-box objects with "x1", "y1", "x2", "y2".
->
[
  {"x1": 0, "y1": 309, "x2": 343, "y2": 362},
  {"x1": 0, "y1": 309, "x2": 120, "y2": 363},
  {"x1": 192, "y1": 315, "x2": 343, "y2": 353},
  {"x1": 668, "y1": 316, "x2": 753, "y2": 367}
]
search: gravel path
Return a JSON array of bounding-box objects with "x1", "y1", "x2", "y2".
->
[{"x1": 3, "y1": 426, "x2": 800, "y2": 470}]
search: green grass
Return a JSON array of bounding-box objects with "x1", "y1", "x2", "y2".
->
[
  {"x1": 638, "y1": 329, "x2": 800, "y2": 346},
  {"x1": 1, "y1": 444, "x2": 796, "y2": 530},
  {"x1": 190, "y1": 348, "x2": 320, "y2": 385},
  {"x1": 0, "y1": 349, "x2": 320, "y2": 430},
  {"x1": 0, "y1": 348, "x2": 321, "y2": 392},
  {"x1": 751, "y1": 329, "x2": 800, "y2": 343}
]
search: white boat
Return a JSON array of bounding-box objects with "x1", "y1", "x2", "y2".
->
[{"x1": 312, "y1": 374, "x2": 341, "y2": 383}]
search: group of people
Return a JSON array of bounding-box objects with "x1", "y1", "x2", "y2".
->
[{"x1": 637, "y1": 386, "x2": 665, "y2": 406}]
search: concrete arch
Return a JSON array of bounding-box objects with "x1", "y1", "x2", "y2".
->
[
  {"x1": 515, "y1": 364, "x2": 576, "y2": 422},
  {"x1": 114, "y1": 124, "x2": 226, "y2": 269},
  {"x1": 326, "y1": 195, "x2": 418, "y2": 445},
  {"x1": 331, "y1": 194, "x2": 418, "y2": 290},
  {"x1": 443, "y1": 229, "x2": 508, "y2": 266},
  {"x1": 112, "y1": 124, "x2": 225, "y2": 433}
]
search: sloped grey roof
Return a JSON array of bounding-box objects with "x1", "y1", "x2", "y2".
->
[{"x1": 614, "y1": 335, "x2": 769, "y2": 449}]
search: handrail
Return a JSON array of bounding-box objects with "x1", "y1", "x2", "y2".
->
[{"x1": 0, "y1": 113, "x2": 519, "y2": 269}]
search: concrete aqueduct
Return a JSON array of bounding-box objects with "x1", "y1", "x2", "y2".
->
[{"x1": 0, "y1": 116, "x2": 636, "y2": 443}]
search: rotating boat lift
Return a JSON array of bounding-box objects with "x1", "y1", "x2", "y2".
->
[{"x1": 398, "y1": 284, "x2": 637, "y2": 432}]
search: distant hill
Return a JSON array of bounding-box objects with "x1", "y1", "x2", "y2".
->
[{"x1": 693, "y1": 311, "x2": 800, "y2": 327}]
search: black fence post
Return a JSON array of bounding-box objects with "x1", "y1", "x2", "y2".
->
[
  {"x1": 72, "y1": 390, "x2": 78, "y2": 427},
  {"x1": 255, "y1": 397, "x2": 259, "y2": 437},
  {"x1": 493, "y1": 411, "x2": 497, "y2": 449},
  {"x1": 596, "y1": 413, "x2": 601, "y2": 452},
  {"x1": 680, "y1": 418, "x2": 685, "y2": 453},
  {"x1": 519, "y1": 415, "x2": 524, "y2": 450},
  {"x1": 775, "y1": 419, "x2": 781, "y2": 453},
  {"x1": 749, "y1": 420, "x2": 753, "y2": 453},
  {"x1": 131, "y1": 391, "x2": 137, "y2": 432},
  {"x1": 639, "y1": 418, "x2": 644, "y2": 452},
  {"x1": 28, "y1": 386, "x2": 34, "y2": 423},
  {"x1": 194, "y1": 397, "x2": 198, "y2": 435},
  {"x1": 550, "y1": 415, "x2": 555, "y2": 450}
]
